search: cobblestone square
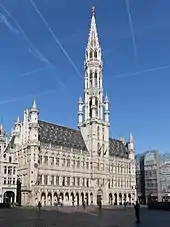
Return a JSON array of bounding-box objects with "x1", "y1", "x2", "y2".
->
[{"x1": 0, "y1": 206, "x2": 169, "y2": 227}]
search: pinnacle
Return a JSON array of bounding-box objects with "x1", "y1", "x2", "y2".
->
[
  {"x1": 129, "y1": 132, "x2": 133, "y2": 142},
  {"x1": 87, "y1": 6, "x2": 100, "y2": 49},
  {"x1": 32, "y1": 99, "x2": 37, "y2": 109}
]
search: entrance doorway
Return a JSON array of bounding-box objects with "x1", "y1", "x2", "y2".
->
[
  {"x1": 97, "y1": 189, "x2": 103, "y2": 205},
  {"x1": 3, "y1": 191, "x2": 15, "y2": 204}
]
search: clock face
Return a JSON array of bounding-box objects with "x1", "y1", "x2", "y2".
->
[{"x1": 34, "y1": 163, "x2": 38, "y2": 168}]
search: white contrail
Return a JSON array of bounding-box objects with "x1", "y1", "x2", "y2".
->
[
  {"x1": 0, "y1": 2, "x2": 67, "y2": 90},
  {"x1": 125, "y1": 0, "x2": 138, "y2": 59},
  {"x1": 113, "y1": 64, "x2": 170, "y2": 79},
  {"x1": 29, "y1": 0, "x2": 83, "y2": 79},
  {"x1": 0, "y1": 89, "x2": 57, "y2": 105},
  {"x1": 0, "y1": 13, "x2": 18, "y2": 33},
  {"x1": 20, "y1": 66, "x2": 47, "y2": 77},
  {"x1": 0, "y1": 3, "x2": 50, "y2": 65}
]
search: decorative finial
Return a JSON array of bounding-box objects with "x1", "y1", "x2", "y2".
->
[{"x1": 92, "y1": 6, "x2": 95, "y2": 16}]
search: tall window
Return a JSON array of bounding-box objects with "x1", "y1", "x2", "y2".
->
[
  {"x1": 97, "y1": 126, "x2": 100, "y2": 140},
  {"x1": 94, "y1": 50, "x2": 97, "y2": 59},
  {"x1": 102, "y1": 127, "x2": 104, "y2": 140},
  {"x1": 89, "y1": 98, "x2": 92, "y2": 118},
  {"x1": 90, "y1": 51, "x2": 93, "y2": 59},
  {"x1": 77, "y1": 177, "x2": 80, "y2": 186},
  {"x1": 94, "y1": 71, "x2": 97, "y2": 86},
  {"x1": 50, "y1": 157, "x2": 54, "y2": 165},
  {"x1": 44, "y1": 156, "x2": 48, "y2": 164},
  {"x1": 95, "y1": 98, "x2": 98, "y2": 117},
  {"x1": 90, "y1": 71, "x2": 93, "y2": 86},
  {"x1": 56, "y1": 158, "x2": 59, "y2": 166},
  {"x1": 62, "y1": 177, "x2": 65, "y2": 186},
  {"x1": 4, "y1": 166, "x2": 7, "y2": 174},
  {"x1": 3, "y1": 178, "x2": 6, "y2": 185},
  {"x1": 97, "y1": 143, "x2": 101, "y2": 156},
  {"x1": 44, "y1": 175, "x2": 48, "y2": 185},
  {"x1": 56, "y1": 176, "x2": 59, "y2": 185},
  {"x1": 67, "y1": 177, "x2": 70, "y2": 186},
  {"x1": 51, "y1": 175, "x2": 54, "y2": 185},
  {"x1": 67, "y1": 159, "x2": 70, "y2": 167}
]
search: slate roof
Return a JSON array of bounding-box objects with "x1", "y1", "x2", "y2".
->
[
  {"x1": 5, "y1": 135, "x2": 15, "y2": 151},
  {"x1": 109, "y1": 138, "x2": 129, "y2": 159},
  {"x1": 38, "y1": 120, "x2": 129, "y2": 159},
  {"x1": 38, "y1": 120, "x2": 88, "y2": 151}
]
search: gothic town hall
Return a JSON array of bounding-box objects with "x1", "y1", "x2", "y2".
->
[{"x1": 0, "y1": 7, "x2": 136, "y2": 206}]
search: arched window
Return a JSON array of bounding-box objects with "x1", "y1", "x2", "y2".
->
[
  {"x1": 94, "y1": 71, "x2": 97, "y2": 87},
  {"x1": 97, "y1": 126, "x2": 100, "y2": 140},
  {"x1": 90, "y1": 51, "x2": 93, "y2": 59},
  {"x1": 90, "y1": 71, "x2": 93, "y2": 86},
  {"x1": 94, "y1": 50, "x2": 97, "y2": 59}
]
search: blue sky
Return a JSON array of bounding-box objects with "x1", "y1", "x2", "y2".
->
[{"x1": 0, "y1": 0, "x2": 170, "y2": 153}]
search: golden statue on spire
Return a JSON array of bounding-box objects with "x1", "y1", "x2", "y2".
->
[{"x1": 92, "y1": 6, "x2": 95, "y2": 16}]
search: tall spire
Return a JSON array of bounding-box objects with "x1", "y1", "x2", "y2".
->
[
  {"x1": 32, "y1": 99, "x2": 37, "y2": 109},
  {"x1": 129, "y1": 132, "x2": 133, "y2": 142},
  {"x1": 87, "y1": 6, "x2": 100, "y2": 49}
]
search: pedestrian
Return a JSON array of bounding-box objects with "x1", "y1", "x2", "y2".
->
[
  {"x1": 99, "y1": 200, "x2": 102, "y2": 214},
  {"x1": 82, "y1": 200, "x2": 85, "y2": 209},
  {"x1": 38, "y1": 201, "x2": 42, "y2": 211},
  {"x1": 134, "y1": 201, "x2": 140, "y2": 224}
]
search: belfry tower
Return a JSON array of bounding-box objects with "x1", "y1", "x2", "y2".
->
[{"x1": 78, "y1": 7, "x2": 110, "y2": 158}]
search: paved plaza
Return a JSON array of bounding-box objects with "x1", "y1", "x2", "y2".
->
[{"x1": 0, "y1": 206, "x2": 169, "y2": 227}]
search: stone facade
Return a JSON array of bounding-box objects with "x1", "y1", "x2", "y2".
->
[
  {"x1": 0, "y1": 125, "x2": 17, "y2": 203},
  {"x1": 160, "y1": 159, "x2": 170, "y2": 200},
  {"x1": 1, "y1": 7, "x2": 136, "y2": 207},
  {"x1": 135, "y1": 150, "x2": 169, "y2": 203}
]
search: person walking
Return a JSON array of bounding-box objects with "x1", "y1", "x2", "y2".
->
[
  {"x1": 82, "y1": 200, "x2": 85, "y2": 209},
  {"x1": 99, "y1": 200, "x2": 102, "y2": 215},
  {"x1": 134, "y1": 201, "x2": 140, "y2": 224},
  {"x1": 38, "y1": 201, "x2": 42, "y2": 211}
]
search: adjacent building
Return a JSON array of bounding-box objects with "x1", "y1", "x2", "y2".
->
[
  {"x1": 136, "y1": 150, "x2": 170, "y2": 203},
  {"x1": 160, "y1": 159, "x2": 170, "y2": 201},
  {"x1": 1, "y1": 7, "x2": 136, "y2": 206},
  {"x1": 0, "y1": 125, "x2": 17, "y2": 203}
]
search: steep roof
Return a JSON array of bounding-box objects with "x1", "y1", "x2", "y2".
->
[
  {"x1": 109, "y1": 138, "x2": 129, "y2": 159},
  {"x1": 5, "y1": 135, "x2": 15, "y2": 152},
  {"x1": 38, "y1": 120, "x2": 88, "y2": 152},
  {"x1": 38, "y1": 120, "x2": 129, "y2": 159}
]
